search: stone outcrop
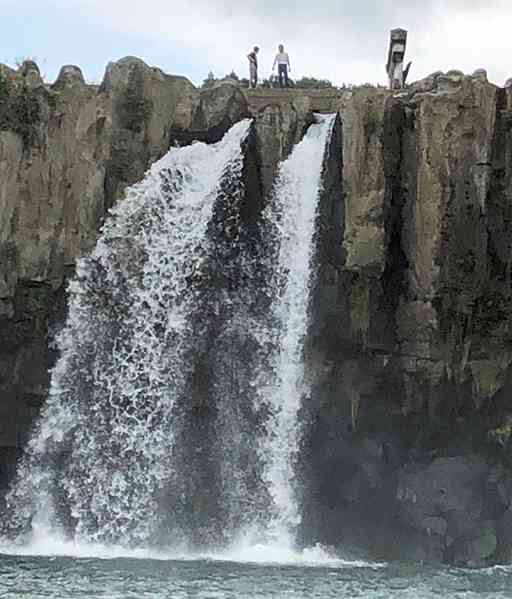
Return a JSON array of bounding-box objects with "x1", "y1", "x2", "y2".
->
[{"x1": 2, "y1": 58, "x2": 512, "y2": 565}]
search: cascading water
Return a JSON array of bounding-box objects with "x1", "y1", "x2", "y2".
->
[
  {"x1": 254, "y1": 114, "x2": 337, "y2": 551},
  {"x1": 1, "y1": 119, "x2": 253, "y2": 548},
  {"x1": 1, "y1": 112, "x2": 337, "y2": 559}
]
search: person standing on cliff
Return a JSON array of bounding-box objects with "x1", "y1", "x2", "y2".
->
[
  {"x1": 273, "y1": 44, "x2": 291, "y2": 88},
  {"x1": 247, "y1": 46, "x2": 260, "y2": 88}
]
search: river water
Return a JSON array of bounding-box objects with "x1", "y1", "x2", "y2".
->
[
  {"x1": 0, "y1": 537, "x2": 511, "y2": 599},
  {"x1": 0, "y1": 551, "x2": 511, "y2": 598}
]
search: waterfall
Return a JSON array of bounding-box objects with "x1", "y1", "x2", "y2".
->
[
  {"x1": 257, "y1": 114, "x2": 337, "y2": 548},
  {"x1": 2, "y1": 119, "x2": 253, "y2": 548},
  {"x1": 1, "y1": 112, "x2": 338, "y2": 557}
]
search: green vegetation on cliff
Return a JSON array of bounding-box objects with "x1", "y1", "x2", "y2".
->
[{"x1": 0, "y1": 72, "x2": 41, "y2": 150}]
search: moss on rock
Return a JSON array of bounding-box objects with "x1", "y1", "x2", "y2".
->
[{"x1": 0, "y1": 72, "x2": 41, "y2": 150}]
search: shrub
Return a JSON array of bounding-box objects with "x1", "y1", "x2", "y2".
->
[{"x1": 291, "y1": 76, "x2": 334, "y2": 89}]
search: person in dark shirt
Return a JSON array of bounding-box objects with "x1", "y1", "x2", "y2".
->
[{"x1": 247, "y1": 46, "x2": 260, "y2": 88}]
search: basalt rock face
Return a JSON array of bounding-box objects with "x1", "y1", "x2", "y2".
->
[
  {"x1": 2, "y1": 59, "x2": 512, "y2": 566},
  {"x1": 301, "y1": 72, "x2": 512, "y2": 567}
]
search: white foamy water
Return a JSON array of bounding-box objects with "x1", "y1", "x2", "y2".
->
[
  {"x1": 0, "y1": 528, "x2": 384, "y2": 570},
  {"x1": 257, "y1": 114, "x2": 337, "y2": 545},
  {"x1": 3, "y1": 120, "x2": 252, "y2": 547},
  {"x1": 211, "y1": 532, "x2": 385, "y2": 569}
]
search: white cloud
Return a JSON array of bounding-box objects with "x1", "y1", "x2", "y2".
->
[{"x1": 409, "y1": 1, "x2": 512, "y2": 84}]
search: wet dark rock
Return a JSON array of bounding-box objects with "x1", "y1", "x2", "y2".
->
[
  {"x1": 446, "y1": 522, "x2": 497, "y2": 568},
  {"x1": 394, "y1": 456, "x2": 497, "y2": 565},
  {"x1": 495, "y1": 507, "x2": 512, "y2": 563}
]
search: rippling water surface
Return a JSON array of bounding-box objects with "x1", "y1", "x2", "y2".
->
[{"x1": 1, "y1": 547, "x2": 511, "y2": 599}]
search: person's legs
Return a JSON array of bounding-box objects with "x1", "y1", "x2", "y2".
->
[
  {"x1": 284, "y1": 65, "x2": 289, "y2": 87},
  {"x1": 278, "y1": 64, "x2": 285, "y2": 88},
  {"x1": 250, "y1": 64, "x2": 257, "y2": 88}
]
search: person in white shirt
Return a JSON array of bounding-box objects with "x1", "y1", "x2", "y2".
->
[{"x1": 272, "y1": 44, "x2": 290, "y2": 88}]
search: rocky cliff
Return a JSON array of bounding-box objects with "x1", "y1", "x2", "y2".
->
[
  {"x1": 1, "y1": 57, "x2": 512, "y2": 566},
  {"x1": 302, "y1": 70, "x2": 512, "y2": 567}
]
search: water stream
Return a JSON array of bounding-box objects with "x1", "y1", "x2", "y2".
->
[{"x1": 253, "y1": 114, "x2": 337, "y2": 549}]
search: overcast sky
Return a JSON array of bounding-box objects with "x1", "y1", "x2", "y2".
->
[{"x1": 1, "y1": 0, "x2": 511, "y2": 87}]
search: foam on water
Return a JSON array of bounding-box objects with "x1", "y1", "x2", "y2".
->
[
  {"x1": 209, "y1": 535, "x2": 386, "y2": 569},
  {"x1": 0, "y1": 528, "x2": 385, "y2": 570}
]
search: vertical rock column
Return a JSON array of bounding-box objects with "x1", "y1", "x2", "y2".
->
[{"x1": 383, "y1": 73, "x2": 499, "y2": 418}]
